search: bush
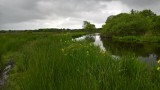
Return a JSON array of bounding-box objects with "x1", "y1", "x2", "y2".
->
[
  {"x1": 102, "y1": 13, "x2": 151, "y2": 37},
  {"x1": 101, "y1": 9, "x2": 159, "y2": 37}
]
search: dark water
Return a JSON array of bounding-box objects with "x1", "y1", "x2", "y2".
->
[
  {"x1": 0, "y1": 60, "x2": 14, "y2": 88},
  {"x1": 74, "y1": 33, "x2": 160, "y2": 65}
]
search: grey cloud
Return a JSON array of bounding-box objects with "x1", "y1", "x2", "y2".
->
[
  {"x1": 0, "y1": 0, "x2": 43, "y2": 24},
  {"x1": 121, "y1": 0, "x2": 160, "y2": 14},
  {"x1": 0, "y1": 0, "x2": 106, "y2": 24},
  {"x1": 0, "y1": 0, "x2": 160, "y2": 30},
  {"x1": 0, "y1": 0, "x2": 111, "y2": 29},
  {"x1": 121, "y1": 0, "x2": 159, "y2": 7}
]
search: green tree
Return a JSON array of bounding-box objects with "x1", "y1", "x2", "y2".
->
[
  {"x1": 153, "y1": 16, "x2": 160, "y2": 33},
  {"x1": 140, "y1": 9, "x2": 156, "y2": 18},
  {"x1": 130, "y1": 9, "x2": 139, "y2": 15},
  {"x1": 83, "y1": 21, "x2": 96, "y2": 33},
  {"x1": 102, "y1": 13, "x2": 151, "y2": 37}
]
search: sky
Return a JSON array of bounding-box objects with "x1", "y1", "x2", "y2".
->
[{"x1": 0, "y1": 0, "x2": 160, "y2": 30}]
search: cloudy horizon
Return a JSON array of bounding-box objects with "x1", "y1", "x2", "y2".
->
[{"x1": 0, "y1": 0, "x2": 160, "y2": 30}]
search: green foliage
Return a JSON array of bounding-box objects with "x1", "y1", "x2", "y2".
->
[
  {"x1": 130, "y1": 9, "x2": 139, "y2": 15},
  {"x1": 83, "y1": 21, "x2": 96, "y2": 33},
  {"x1": 153, "y1": 16, "x2": 160, "y2": 33},
  {"x1": 102, "y1": 9, "x2": 159, "y2": 37},
  {"x1": 139, "y1": 9, "x2": 156, "y2": 18},
  {"x1": 102, "y1": 13, "x2": 151, "y2": 36}
]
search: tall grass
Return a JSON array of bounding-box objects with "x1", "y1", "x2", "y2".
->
[
  {"x1": 1, "y1": 32, "x2": 160, "y2": 90},
  {"x1": 0, "y1": 33, "x2": 36, "y2": 68}
]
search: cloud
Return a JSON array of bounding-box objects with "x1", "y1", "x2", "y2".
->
[
  {"x1": 121, "y1": 0, "x2": 159, "y2": 7},
  {"x1": 0, "y1": 0, "x2": 159, "y2": 30},
  {"x1": 121, "y1": 0, "x2": 160, "y2": 14}
]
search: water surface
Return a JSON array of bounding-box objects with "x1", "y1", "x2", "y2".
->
[{"x1": 74, "y1": 33, "x2": 160, "y2": 65}]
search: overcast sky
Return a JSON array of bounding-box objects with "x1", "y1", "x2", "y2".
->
[{"x1": 0, "y1": 0, "x2": 160, "y2": 30}]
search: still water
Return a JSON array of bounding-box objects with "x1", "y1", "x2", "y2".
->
[
  {"x1": 74, "y1": 33, "x2": 160, "y2": 65},
  {"x1": 75, "y1": 33, "x2": 106, "y2": 51}
]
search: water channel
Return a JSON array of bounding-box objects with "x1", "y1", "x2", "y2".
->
[{"x1": 74, "y1": 33, "x2": 160, "y2": 65}]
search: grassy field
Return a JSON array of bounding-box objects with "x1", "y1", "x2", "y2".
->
[{"x1": 0, "y1": 32, "x2": 160, "y2": 90}]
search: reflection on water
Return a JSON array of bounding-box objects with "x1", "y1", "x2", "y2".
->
[
  {"x1": 74, "y1": 33, "x2": 160, "y2": 65},
  {"x1": 139, "y1": 54, "x2": 158, "y2": 66},
  {"x1": 93, "y1": 35, "x2": 106, "y2": 51},
  {"x1": 75, "y1": 33, "x2": 106, "y2": 51}
]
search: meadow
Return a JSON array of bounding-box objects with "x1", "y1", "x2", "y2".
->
[{"x1": 0, "y1": 31, "x2": 160, "y2": 90}]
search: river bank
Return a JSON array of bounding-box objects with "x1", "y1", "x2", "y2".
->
[{"x1": 111, "y1": 36, "x2": 160, "y2": 43}]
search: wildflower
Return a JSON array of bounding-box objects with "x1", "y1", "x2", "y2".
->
[
  {"x1": 90, "y1": 43, "x2": 92, "y2": 46},
  {"x1": 157, "y1": 67, "x2": 160, "y2": 71},
  {"x1": 157, "y1": 59, "x2": 160, "y2": 64},
  {"x1": 86, "y1": 51, "x2": 89, "y2": 55},
  {"x1": 100, "y1": 50, "x2": 106, "y2": 56},
  {"x1": 76, "y1": 69, "x2": 80, "y2": 72},
  {"x1": 61, "y1": 48, "x2": 64, "y2": 53}
]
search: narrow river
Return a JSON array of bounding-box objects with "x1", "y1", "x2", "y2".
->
[{"x1": 74, "y1": 33, "x2": 160, "y2": 65}]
